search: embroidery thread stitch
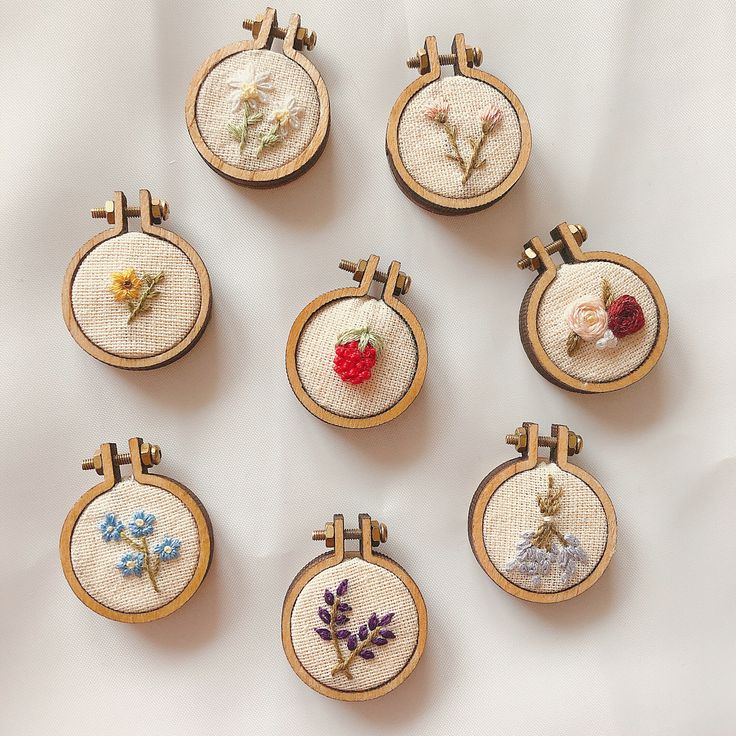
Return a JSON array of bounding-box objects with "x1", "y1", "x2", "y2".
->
[
  {"x1": 423, "y1": 98, "x2": 502, "y2": 185},
  {"x1": 109, "y1": 269, "x2": 164, "y2": 324},
  {"x1": 333, "y1": 326, "x2": 384, "y2": 385},
  {"x1": 226, "y1": 64, "x2": 272, "y2": 152},
  {"x1": 313, "y1": 579, "x2": 397, "y2": 679},
  {"x1": 564, "y1": 278, "x2": 645, "y2": 355},
  {"x1": 506, "y1": 474, "x2": 587, "y2": 587},
  {"x1": 99, "y1": 511, "x2": 181, "y2": 593}
]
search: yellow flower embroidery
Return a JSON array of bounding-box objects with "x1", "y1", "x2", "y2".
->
[{"x1": 109, "y1": 269, "x2": 142, "y2": 301}]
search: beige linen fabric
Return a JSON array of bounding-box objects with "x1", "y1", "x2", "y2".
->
[
  {"x1": 295, "y1": 296, "x2": 418, "y2": 418},
  {"x1": 537, "y1": 261, "x2": 659, "y2": 383},
  {"x1": 397, "y1": 75, "x2": 522, "y2": 199},
  {"x1": 290, "y1": 557, "x2": 419, "y2": 692},
  {"x1": 482, "y1": 462, "x2": 608, "y2": 594},
  {"x1": 70, "y1": 477, "x2": 200, "y2": 613},
  {"x1": 195, "y1": 49, "x2": 319, "y2": 170},
  {"x1": 71, "y1": 232, "x2": 201, "y2": 359}
]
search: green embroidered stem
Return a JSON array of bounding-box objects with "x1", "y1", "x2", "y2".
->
[
  {"x1": 331, "y1": 628, "x2": 380, "y2": 678},
  {"x1": 462, "y1": 129, "x2": 490, "y2": 184},
  {"x1": 256, "y1": 123, "x2": 282, "y2": 156},
  {"x1": 336, "y1": 325, "x2": 384, "y2": 357},
  {"x1": 442, "y1": 121, "x2": 467, "y2": 174},
  {"x1": 119, "y1": 530, "x2": 160, "y2": 593},
  {"x1": 328, "y1": 598, "x2": 352, "y2": 680},
  {"x1": 127, "y1": 272, "x2": 164, "y2": 324},
  {"x1": 228, "y1": 108, "x2": 264, "y2": 153}
]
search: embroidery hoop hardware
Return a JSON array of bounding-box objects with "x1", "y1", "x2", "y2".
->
[
  {"x1": 281, "y1": 514, "x2": 428, "y2": 701},
  {"x1": 185, "y1": 6, "x2": 330, "y2": 187},
  {"x1": 386, "y1": 33, "x2": 532, "y2": 215},
  {"x1": 517, "y1": 222, "x2": 669, "y2": 393},
  {"x1": 61, "y1": 190, "x2": 212, "y2": 370},
  {"x1": 59, "y1": 438, "x2": 214, "y2": 623},
  {"x1": 468, "y1": 422, "x2": 617, "y2": 604},
  {"x1": 285, "y1": 255, "x2": 428, "y2": 429}
]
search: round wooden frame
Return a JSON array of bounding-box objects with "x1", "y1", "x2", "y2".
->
[
  {"x1": 386, "y1": 33, "x2": 531, "y2": 215},
  {"x1": 60, "y1": 438, "x2": 213, "y2": 623},
  {"x1": 62, "y1": 190, "x2": 212, "y2": 371},
  {"x1": 185, "y1": 8, "x2": 330, "y2": 187},
  {"x1": 285, "y1": 255, "x2": 428, "y2": 428},
  {"x1": 468, "y1": 423, "x2": 617, "y2": 604},
  {"x1": 519, "y1": 223, "x2": 669, "y2": 393},
  {"x1": 282, "y1": 514, "x2": 427, "y2": 701}
]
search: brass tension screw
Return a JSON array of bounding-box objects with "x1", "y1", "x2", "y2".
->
[
  {"x1": 505, "y1": 427, "x2": 583, "y2": 455},
  {"x1": 407, "y1": 45, "x2": 483, "y2": 73},
  {"x1": 339, "y1": 259, "x2": 411, "y2": 296},
  {"x1": 517, "y1": 224, "x2": 588, "y2": 270},
  {"x1": 82, "y1": 443, "x2": 162, "y2": 475},
  {"x1": 313, "y1": 521, "x2": 389, "y2": 548},
  {"x1": 243, "y1": 16, "x2": 317, "y2": 50},
  {"x1": 91, "y1": 199, "x2": 170, "y2": 225}
]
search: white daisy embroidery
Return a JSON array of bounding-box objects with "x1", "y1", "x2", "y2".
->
[
  {"x1": 226, "y1": 64, "x2": 274, "y2": 113},
  {"x1": 268, "y1": 96, "x2": 305, "y2": 131}
]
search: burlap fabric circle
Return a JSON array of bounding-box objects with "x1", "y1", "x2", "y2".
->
[
  {"x1": 71, "y1": 232, "x2": 201, "y2": 359},
  {"x1": 397, "y1": 75, "x2": 522, "y2": 199},
  {"x1": 482, "y1": 462, "x2": 608, "y2": 594},
  {"x1": 290, "y1": 557, "x2": 419, "y2": 692},
  {"x1": 195, "y1": 48, "x2": 319, "y2": 171},
  {"x1": 295, "y1": 296, "x2": 419, "y2": 418},
  {"x1": 537, "y1": 261, "x2": 659, "y2": 383},
  {"x1": 70, "y1": 477, "x2": 200, "y2": 614}
]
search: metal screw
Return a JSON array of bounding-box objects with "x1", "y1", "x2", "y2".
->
[
  {"x1": 91, "y1": 199, "x2": 169, "y2": 225},
  {"x1": 339, "y1": 259, "x2": 411, "y2": 296},
  {"x1": 313, "y1": 521, "x2": 388, "y2": 546},
  {"x1": 505, "y1": 427, "x2": 583, "y2": 455},
  {"x1": 517, "y1": 224, "x2": 588, "y2": 270},
  {"x1": 407, "y1": 46, "x2": 483, "y2": 71},
  {"x1": 82, "y1": 443, "x2": 162, "y2": 474},
  {"x1": 243, "y1": 16, "x2": 316, "y2": 50}
]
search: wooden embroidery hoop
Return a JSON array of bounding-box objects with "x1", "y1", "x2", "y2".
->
[
  {"x1": 59, "y1": 437, "x2": 213, "y2": 623},
  {"x1": 185, "y1": 7, "x2": 330, "y2": 187},
  {"x1": 518, "y1": 222, "x2": 669, "y2": 393},
  {"x1": 62, "y1": 190, "x2": 212, "y2": 370},
  {"x1": 386, "y1": 33, "x2": 531, "y2": 215},
  {"x1": 281, "y1": 514, "x2": 428, "y2": 701},
  {"x1": 285, "y1": 255, "x2": 428, "y2": 429},
  {"x1": 468, "y1": 423, "x2": 617, "y2": 604}
]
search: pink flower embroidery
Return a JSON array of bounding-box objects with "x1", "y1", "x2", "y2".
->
[{"x1": 564, "y1": 296, "x2": 608, "y2": 342}]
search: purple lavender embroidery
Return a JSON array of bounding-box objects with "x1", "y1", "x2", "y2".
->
[{"x1": 312, "y1": 578, "x2": 398, "y2": 679}]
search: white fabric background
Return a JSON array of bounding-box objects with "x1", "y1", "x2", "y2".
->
[{"x1": 0, "y1": 1, "x2": 734, "y2": 734}]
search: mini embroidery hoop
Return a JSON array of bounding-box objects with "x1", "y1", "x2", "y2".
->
[
  {"x1": 386, "y1": 33, "x2": 531, "y2": 215},
  {"x1": 468, "y1": 423, "x2": 617, "y2": 604},
  {"x1": 281, "y1": 514, "x2": 428, "y2": 701},
  {"x1": 518, "y1": 222, "x2": 669, "y2": 393},
  {"x1": 59, "y1": 438, "x2": 213, "y2": 623},
  {"x1": 185, "y1": 7, "x2": 330, "y2": 187},
  {"x1": 285, "y1": 255, "x2": 428, "y2": 428},
  {"x1": 62, "y1": 190, "x2": 212, "y2": 370}
]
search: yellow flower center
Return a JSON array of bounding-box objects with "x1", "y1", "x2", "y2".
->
[
  {"x1": 240, "y1": 82, "x2": 259, "y2": 101},
  {"x1": 107, "y1": 525, "x2": 114, "y2": 533},
  {"x1": 164, "y1": 545, "x2": 172, "y2": 554},
  {"x1": 584, "y1": 311, "x2": 598, "y2": 326},
  {"x1": 273, "y1": 110, "x2": 290, "y2": 126},
  {"x1": 126, "y1": 560, "x2": 136, "y2": 569},
  {"x1": 135, "y1": 519, "x2": 144, "y2": 527}
]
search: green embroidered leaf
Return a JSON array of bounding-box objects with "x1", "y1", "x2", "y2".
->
[
  {"x1": 601, "y1": 278, "x2": 613, "y2": 308},
  {"x1": 566, "y1": 331, "x2": 581, "y2": 356}
]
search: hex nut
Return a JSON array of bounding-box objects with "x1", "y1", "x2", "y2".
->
[
  {"x1": 351, "y1": 259, "x2": 368, "y2": 284},
  {"x1": 140, "y1": 443, "x2": 162, "y2": 467},
  {"x1": 523, "y1": 246, "x2": 540, "y2": 270},
  {"x1": 150, "y1": 199, "x2": 169, "y2": 222},
  {"x1": 370, "y1": 520, "x2": 388, "y2": 546},
  {"x1": 394, "y1": 273, "x2": 411, "y2": 295},
  {"x1": 104, "y1": 200, "x2": 115, "y2": 225},
  {"x1": 568, "y1": 432, "x2": 583, "y2": 455}
]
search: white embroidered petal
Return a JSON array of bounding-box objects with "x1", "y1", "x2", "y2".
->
[{"x1": 228, "y1": 90, "x2": 243, "y2": 113}]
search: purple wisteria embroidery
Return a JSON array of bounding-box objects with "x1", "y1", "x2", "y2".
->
[{"x1": 313, "y1": 578, "x2": 397, "y2": 679}]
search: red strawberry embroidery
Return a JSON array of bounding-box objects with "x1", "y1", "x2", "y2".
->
[{"x1": 333, "y1": 326, "x2": 384, "y2": 385}]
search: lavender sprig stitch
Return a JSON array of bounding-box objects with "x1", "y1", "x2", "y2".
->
[
  {"x1": 99, "y1": 511, "x2": 181, "y2": 593},
  {"x1": 313, "y1": 578, "x2": 397, "y2": 679},
  {"x1": 506, "y1": 474, "x2": 587, "y2": 587}
]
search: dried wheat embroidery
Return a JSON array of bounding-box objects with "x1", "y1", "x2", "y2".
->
[
  {"x1": 564, "y1": 278, "x2": 645, "y2": 355},
  {"x1": 423, "y1": 98, "x2": 502, "y2": 185},
  {"x1": 313, "y1": 579, "x2": 397, "y2": 679},
  {"x1": 506, "y1": 475, "x2": 587, "y2": 587},
  {"x1": 333, "y1": 326, "x2": 384, "y2": 385},
  {"x1": 226, "y1": 63, "x2": 305, "y2": 156},
  {"x1": 109, "y1": 268, "x2": 164, "y2": 324},
  {"x1": 99, "y1": 511, "x2": 181, "y2": 593}
]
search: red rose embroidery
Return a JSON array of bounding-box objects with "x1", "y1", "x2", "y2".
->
[{"x1": 607, "y1": 295, "x2": 645, "y2": 338}]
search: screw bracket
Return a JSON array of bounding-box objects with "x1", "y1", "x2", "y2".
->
[
  {"x1": 243, "y1": 7, "x2": 316, "y2": 51},
  {"x1": 339, "y1": 257, "x2": 411, "y2": 296},
  {"x1": 517, "y1": 223, "x2": 588, "y2": 271},
  {"x1": 82, "y1": 439, "x2": 161, "y2": 476},
  {"x1": 505, "y1": 424, "x2": 583, "y2": 457},
  {"x1": 406, "y1": 34, "x2": 482, "y2": 75},
  {"x1": 313, "y1": 517, "x2": 388, "y2": 549}
]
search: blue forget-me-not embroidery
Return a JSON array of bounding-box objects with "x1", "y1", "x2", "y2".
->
[
  {"x1": 506, "y1": 474, "x2": 587, "y2": 587},
  {"x1": 313, "y1": 578, "x2": 397, "y2": 679},
  {"x1": 99, "y1": 511, "x2": 181, "y2": 593}
]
